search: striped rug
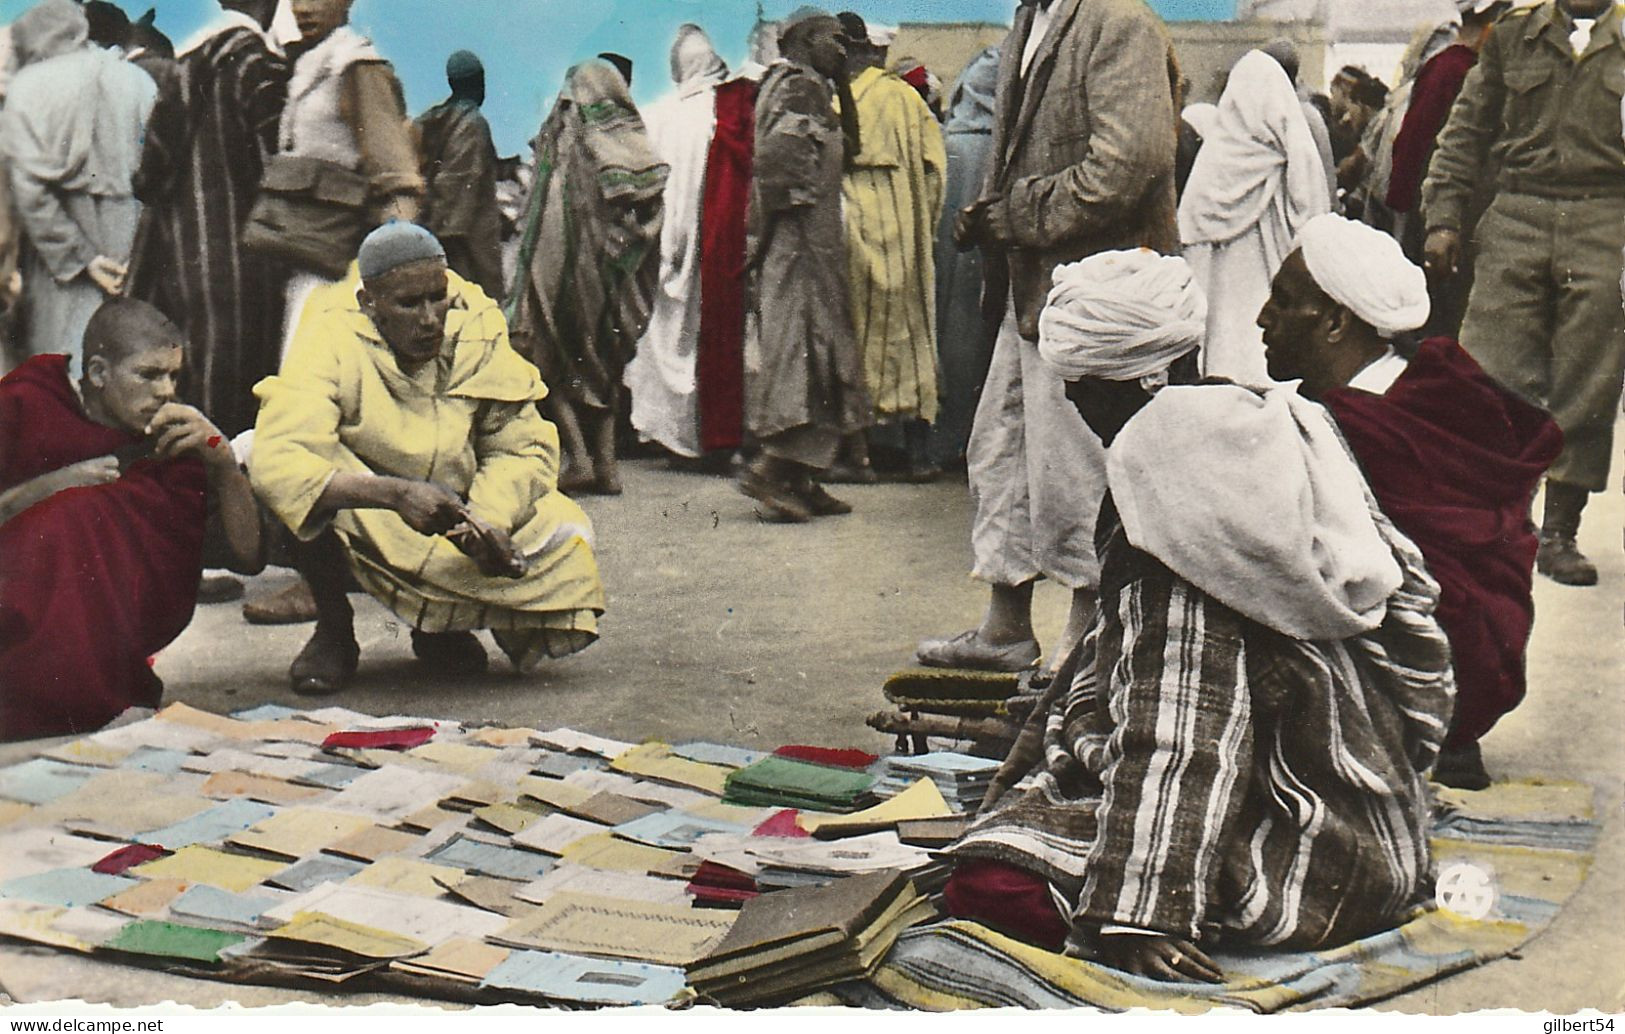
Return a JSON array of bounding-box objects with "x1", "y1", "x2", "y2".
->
[{"x1": 809, "y1": 778, "x2": 1600, "y2": 1012}]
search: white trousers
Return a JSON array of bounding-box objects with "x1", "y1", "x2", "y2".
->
[{"x1": 966, "y1": 308, "x2": 1106, "y2": 591}]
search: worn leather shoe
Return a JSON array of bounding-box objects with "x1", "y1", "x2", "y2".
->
[
  {"x1": 1536, "y1": 535, "x2": 1598, "y2": 586},
  {"x1": 411, "y1": 630, "x2": 489, "y2": 675},
  {"x1": 915, "y1": 629, "x2": 1041, "y2": 672},
  {"x1": 289, "y1": 630, "x2": 360, "y2": 696}
]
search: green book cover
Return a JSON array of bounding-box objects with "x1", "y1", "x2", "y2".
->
[
  {"x1": 106, "y1": 920, "x2": 248, "y2": 964},
  {"x1": 723, "y1": 757, "x2": 875, "y2": 807}
]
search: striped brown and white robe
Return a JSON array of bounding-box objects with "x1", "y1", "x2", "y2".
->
[
  {"x1": 129, "y1": 17, "x2": 288, "y2": 437},
  {"x1": 949, "y1": 497, "x2": 1455, "y2": 952}
]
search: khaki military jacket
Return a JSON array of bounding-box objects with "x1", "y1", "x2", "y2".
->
[{"x1": 1423, "y1": 1, "x2": 1625, "y2": 232}]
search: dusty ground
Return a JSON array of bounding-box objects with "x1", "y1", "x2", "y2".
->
[{"x1": 2, "y1": 459, "x2": 1620, "y2": 1012}]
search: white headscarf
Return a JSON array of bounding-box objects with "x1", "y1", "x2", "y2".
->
[
  {"x1": 670, "y1": 23, "x2": 726, "y2": 95},
  {"x1": 1037, "y1": 249, "x2": 1207, "y2": 383},
  {"x1": 1296, "y1": 213, "x2": 1430, "y2": 339},
  {"x1": 1182, "y1": 102, "x2": 1219, "y2": 139},
  {"x1": 1178, "y1": 49, "x2": 1330, "y2": 247},
  {"x1": 1108, "y1": 383, "x2": 1403, "y2": 641}
]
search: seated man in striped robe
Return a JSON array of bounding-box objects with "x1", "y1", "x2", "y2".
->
[{"x1": 942, "y1": 250, "x2": 1456, "y2": 982}]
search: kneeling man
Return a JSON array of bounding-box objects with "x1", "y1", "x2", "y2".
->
[
  {"x1": 1259, "y1": 214, "x2": 1561, "y2": 789},
  {"x1": 251, "y1": 224, "x2": 605, "y2": 695},
  {"x1": 944, "y1": 250, "x2": 1455, "y2": 980},
  {"x1": 1, "y1": 299, "x2": 263, "y2": 740}
]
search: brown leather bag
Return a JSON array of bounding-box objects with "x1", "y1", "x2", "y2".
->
[{"x1": 242, "y1": 155, "x2": 370, "y2": 279}]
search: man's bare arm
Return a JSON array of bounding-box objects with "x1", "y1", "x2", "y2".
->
[
  {"x1": 0, "y1": 456, "x2": 120, "y2": 528},
  {"x1": 315, "y1": 471, "x2": 465, "y2": 536}
]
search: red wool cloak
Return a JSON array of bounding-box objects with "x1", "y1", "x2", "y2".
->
[
  {"x1": 1324, "y1": 338, "x2": 1562, "y2": 748},
  {"x1": 696, "y1": 76, "x2": 758, "y2": 453},
  {"x1": 0, "y1": 355, "x2": 207, "y2": 741}
]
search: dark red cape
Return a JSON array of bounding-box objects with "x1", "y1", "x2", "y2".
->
[
  {"x1": 1324, "y1": 338, "x2": 1562, "y2": 748},
  {"x1": 696, "y1": 76, "x2": 758, "y2": 453},
  {"x1": 1386, "y1": 44, "x2": 1477, "y2": 214},
  {"x1": 0, "y1": 355, "x2": 208, "y2": 741}
]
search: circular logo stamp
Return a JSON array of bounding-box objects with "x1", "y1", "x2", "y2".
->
[{"x1": 1435, "y1": 861, "x2": 1497, "y2": 920}]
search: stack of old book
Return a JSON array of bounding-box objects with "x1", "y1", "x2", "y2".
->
[
  {"x1": 722, "y1": 755, "x2": 876, "y2": 813},
  {"x1": 687, "y1": 869, "x2": 933, "y2": 1007},
  {"x1": 873, "y1": 752, "x2": 1000, "y2": 813}
]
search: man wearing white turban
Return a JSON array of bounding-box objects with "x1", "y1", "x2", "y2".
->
[
  {"x1": 1178, "y1": 49, "x2": 1330, "y2": 386},
  {"x1": 942, "y1": 251, "x2": 1456, "y2": 978},
  {"x1": 1037, "y1": 248, "x2": 1205, "y2": 387},
  {"x1": 1259, "y1": 213, "x2": 1561, "y2": 791}
]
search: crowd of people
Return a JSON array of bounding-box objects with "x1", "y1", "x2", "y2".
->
[{"x1": 0, "y1": 0, "x2": 1619, "y2": 986}]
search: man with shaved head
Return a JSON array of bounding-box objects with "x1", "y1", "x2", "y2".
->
[
  {"x1": 250, "y1": 223, "x2": 605, "y2": 696},
  {"x1": 0, "y1": 298, "x2": 263, "y2": 740}
]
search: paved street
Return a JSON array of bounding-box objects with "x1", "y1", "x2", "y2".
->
[{"x1": 3, "y1": 457, "x2": 1620, "y2": 1011}]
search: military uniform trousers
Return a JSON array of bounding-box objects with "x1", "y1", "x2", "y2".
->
[{"x1": 1460, "y1": 191, "x2": 1625, "y2": 491}]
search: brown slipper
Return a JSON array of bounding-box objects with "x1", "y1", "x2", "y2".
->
[
  {"x1": 243, "y1": 579, "x2": 318, "y2": 625},
  {"x1": 798, "y1": 481, "x2": 853, "y2": 516},
  {"x1": 737, "y1": 468, "x2": 813, "y2": 523}
]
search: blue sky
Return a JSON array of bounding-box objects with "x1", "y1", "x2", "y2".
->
[{"x1": 3, "y1": 0, "x2": 1237, "y2": 153}]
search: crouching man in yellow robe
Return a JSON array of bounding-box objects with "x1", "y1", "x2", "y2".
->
[{"x1": 251, "y1": 223, "x2": 604, "y2": 695}]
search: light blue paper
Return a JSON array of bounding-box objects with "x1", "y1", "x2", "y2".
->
[
  {"x1": 427, "y1": 836, "x2": 555, "y2": 881},
  {"x1": 265, "y1": 855, "x2": 365, "y2": 892},
  {"x1": 294, "y1": 763, "x2": 365, "y2": 790},
  {"x1": 672, "y1": 742, "x2": 767, "y2": 769},
  {"x1": 611, "y1": 811, "x2": 750, "y2": 850},
  {"x1": 0, "y1": 759, "x2": 98, "y2": 805},
  {"x1": 531, "y1": 753, "x2": 604, "y2": 779},
  {"x1": 886, "y1": 752, "x2": 1000, "y2": 776},
  {"x1": 169, "y1": 884, "x2": 281, "y2": 927},
  {"x1": 230, "y1": 704, "x2": 301, "y2": 722},
  {"x1": 136, "y1": 798, "x2": 278, "y2": 848},
  {"x1": 481, "y1": 949, "x2": 687, "y2": 1006},
  {"x1": 0, "y1": 867, "x2": 135, "y2": 908},
  {"x1": 122, "y1": 747, "x2": 192, "y2": 775}
]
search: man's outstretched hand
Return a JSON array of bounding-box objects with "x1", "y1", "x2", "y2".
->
[
  {"x1": 1090, "y1": 933, "x2": 1224, "y2": 984},
  {"x1": 392, "y1": 481, "x2": 466, "y2": 536}
]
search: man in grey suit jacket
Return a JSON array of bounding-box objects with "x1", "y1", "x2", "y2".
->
[{"x1": 916, "y1": 0, "x2": 1179, "y2": 672}]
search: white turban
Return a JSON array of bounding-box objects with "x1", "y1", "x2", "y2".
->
[
  {"x1": 1296, "y1": 213, "x2": 1430, "y2": 339},
  {"x1": 867, "y1": 23, "x2": 898, "y2": 47},
  {"x1": 1037, "y1": 249, "x2": 1208, "y2": 382}
]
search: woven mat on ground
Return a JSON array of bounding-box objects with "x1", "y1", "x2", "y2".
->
[{"x1": 811, "y1": 779, "x2": 1600, "y2": 1013}]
